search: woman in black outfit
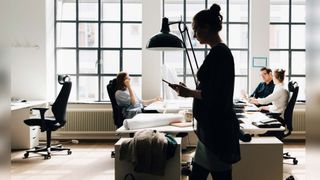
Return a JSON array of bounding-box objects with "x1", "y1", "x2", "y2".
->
[{"x1": 170, "y1": 3, "x2": 241, "y2": 180}]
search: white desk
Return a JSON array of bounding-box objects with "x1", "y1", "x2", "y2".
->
[
  {"x1": 116, "y1": 111, "x2": 284, "y2": 135},
  {"x1": 11, "y1": 100, "x2": 47, "y2": 150},
  {"x1": 232, "y1": 137, "x2": 283, "y2": 180},
  {"x1": 115, "y1": 138, "x2": 181, "y2": 180},
  {"x1": 144, "y1": 99, "x2": 192, "y2": 113}
]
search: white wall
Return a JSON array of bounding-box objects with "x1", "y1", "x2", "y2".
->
[
  {"x1": 9, "y1": 0, "x2": 47, "y2": 100},
  {"x1": 249, "y1": 0, "x2": 270, "y2": 94},
  {"x1": 141, "y1": 0, "x2": 162, "y2": 99}
]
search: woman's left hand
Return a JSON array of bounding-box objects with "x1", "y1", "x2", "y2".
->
[{"x1": 249, "y1": 98, "x2": 259, "y2": 105}]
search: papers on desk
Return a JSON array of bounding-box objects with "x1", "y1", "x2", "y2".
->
[
  {"x1": 144, "y1": 99, "x2": 193, "y2": 113},
  {"x1": 123, "y1": 113, "x2": 184, "y2": 130}
]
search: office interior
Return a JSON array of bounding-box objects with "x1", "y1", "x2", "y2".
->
[{"x1": 2, "y1": 0, "x2": 320, "y2": 179}]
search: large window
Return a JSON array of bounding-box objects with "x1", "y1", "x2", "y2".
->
[
  {"x1": 55, "y1": 0, "x2": 142, "y2": 102},
  {"x1": 163, "y1": 0, "x2": 249, "y2": 97},
  {"x1": 269, "y1": 0, "x2": 305, "y2": 101}
]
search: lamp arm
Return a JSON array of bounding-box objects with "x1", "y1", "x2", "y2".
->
[{"x1": 177, "y1": 21, "x2": 198, "y2": 86}]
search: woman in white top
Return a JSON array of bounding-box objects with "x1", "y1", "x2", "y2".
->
[
  {"x1": 250, "y1": 69, "x2": 289, "y2": 116},
  {"x1": 115, "y1": 72, "x2": 161, "y2": 119}
]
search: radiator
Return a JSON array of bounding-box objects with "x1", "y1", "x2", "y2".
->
[
  {"x1": 292, "y1": 109, "x2": 305, "y2": 132},
  {"x1": 58, "y1": 110, "x2": 116, "y2": 132}
]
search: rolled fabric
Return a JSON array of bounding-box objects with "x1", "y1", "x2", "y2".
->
[{"x1": 123, "y1": 113, "x2": 184, "y2": 130}]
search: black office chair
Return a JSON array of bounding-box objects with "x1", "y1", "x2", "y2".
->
[
  {"x1": 23, "y1": 75, "x2": 72, "y2": 160},
  {"x1": 265, "y1": 81, "x2": 299, "y2": 165},
  {"x1": 107, "y1": 78, "x2": 125, "y2": 128}
]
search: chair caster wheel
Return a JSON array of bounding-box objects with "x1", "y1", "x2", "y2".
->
[
  {"x1": 286, "y1": 175, "x2": 295, "y2": 180},
  {"x1": 24, "y1": 153, "x2": 29, "y2": 159},
  {"x1": 111, "y1": 151, "x2": 115, "y2": 158},
  {"x1": 293, "y1": 159, "x2": 298, "y2": 165},
  {"x1": 67, "y1": 150, "x2": 72, "y2": 155},
  {"x1": 44, "y1": 154, "x2": 51, "y2": 160}
]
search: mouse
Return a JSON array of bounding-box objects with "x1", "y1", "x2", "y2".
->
[{"x1": 21, "y1": 99, "x2": 27, "y2": 102}]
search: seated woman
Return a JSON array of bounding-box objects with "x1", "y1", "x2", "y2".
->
[
  {"x1": 250, "y1": 69, "x2": 289, "y2": 117},
  {"x1": 115, "y1": 72, "x2": 161, "y2": 119}
]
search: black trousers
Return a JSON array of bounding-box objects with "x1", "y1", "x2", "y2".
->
[{"x1": 189, "y1": 162, "x2": 232, "y2": 180}]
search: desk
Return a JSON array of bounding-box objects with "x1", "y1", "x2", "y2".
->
[
  {"x1": 116, "y1": 111, "x2": 284, "y2": 136},
  {"x1": 114, "y1": 138, "x2": 181, "y2": 180},
  {"x1": 233, "y1": 137, "x2": 283, "y2": 180},
  {"x1": 11, "y1": 101, "x2": 47, "y2": 150},
  {"x1": 144, "y1": 99, "x2": 192, "y2": 113}
]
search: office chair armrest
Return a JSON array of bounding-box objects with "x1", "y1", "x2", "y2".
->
[{"x1": 31, "y1": 107, "x2": 49, "y2": 120}]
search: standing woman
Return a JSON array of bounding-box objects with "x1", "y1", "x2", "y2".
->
[{"x1": 170, "y1": 3, "x2": 240, "y2": 180}]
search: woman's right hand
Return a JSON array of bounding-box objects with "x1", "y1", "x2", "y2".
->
[
  {"x1": 169, "y1": 83, "x2": 192, "y2": 97},
  {"x1": 124, "y1": 79, "x2": 131, "y2": 88}
]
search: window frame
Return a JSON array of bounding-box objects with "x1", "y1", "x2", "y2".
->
[
  {"x1": 269, "y1": 0, "x2": 306, "y2": 101},
  {"x1": 162, "y1": 0, "x2": 250, "y2": 93},
  {"x1": 54, "y1": 0, "x2": 142, "y2": 102}
]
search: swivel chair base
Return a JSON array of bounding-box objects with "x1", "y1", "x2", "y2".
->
[
  {"x1": 283, "y1": 152, "x2": 298, "y2": 165},
  {"x1": 24, "y1": 144, "x2": 72, "y2": 160}
]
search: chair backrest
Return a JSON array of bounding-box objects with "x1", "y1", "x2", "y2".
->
[
  {"x1": 283, "y1": 81, "x2": 299, "y2": 135},
  {"x1": 107, "y1": 78, "x2": 124, "y2": 128},
  {"x1": 51, "y1": 75, "x2": 72, "y2": 125}
]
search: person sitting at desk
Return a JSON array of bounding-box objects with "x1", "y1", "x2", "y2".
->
[
  {"x1": 250, "y1": 69, "x2": 289, "y2": 117},
  {"x1": 115, "y1": 72, "x2": 161, "y2": 119},
  {"x1": 248, "y1": 67, "x2": 275, "y2": 100}
]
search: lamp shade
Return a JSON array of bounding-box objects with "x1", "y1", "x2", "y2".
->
[{"x1": 146, "y1": 17, "x2": 184, "y2": 51}]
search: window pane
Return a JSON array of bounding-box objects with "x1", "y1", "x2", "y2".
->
[
  {"x1": 130, "y1": 76, "x2": 142, "y2": 99},
  {"x1": 101, "y1": 76, "x2": 116, "y2": 101},
  {"x1": 123, "y1": 0, "x2": 142, "y2": 21},
  {"x1": 101, "y1": 23, "x2": 120, "y2": 47},
  {"x1": 290, "y1": 77, "x2": 305, "y2": 100},
  {"x1": 123, "y1": 50, "x2": 141, "y2": 74},
  {"x1": 79, "y1": 50, "x2": 98, "y2": 73},
  {"x1": 229, "y1": 24, "x2": 248, "y2": 48},
  {"x1": 79, "y1": 23, "x2": 98, "y2": 47},
  {"x1": 229, "y1": 0, "x2": 248, "y2": 22},
  {"x1": 101, "y1": 50, "x2": 120, "y2": 74},
  {"x1": 232, "y1": 50, "x2": 248, "y2": 75},
  {"x1": 291, "y1": 25, "x2": 305, "y2": 49},
  {"x1": 164, "y1": 0, "x2": 184, "y2": 22},
  {"x1": 57, "y1": 50, "x2": 76, "y2": 74},
  {"x1": 186, "y1": 1, "x2": 205, "y2": 22},
  {"x1": 220, "y1": 23, "x2": 227, "y2": 43},
  {"x1": 101, "y1": 1, "x2": 120, "y2": 21},
  {"x1": 79, "y1": 76, "x2": 98, "y2": 101},
  {"x1": 56, "y1": 0, "x2": 76, "y2": 20},
  {"x1": 292, "y1": 0, "x2": 305, "y2": 22},
  {"x1": 186, "y1": 76, "x2": 196, "y2": 90},
  {"x1": 234, "y1": 77, "x2": 247, "y2": 99},
  {"x1": 269, "y1": 51, "x2": 288, "y2": 71},
  {"x1": 123, "y1": 24, "x2": 142, "y2": 48},
  {"x1": 292, "y1": 51, "x2": 305, "y2": 75},
  {"x1": 164, "y1": 51, "x2": 184, "y2": 75},
  {"x1": 79, "y1": 0, "x2": 98, "y2": 20},
  {"x1": 57, "y1": 75, "x2": 77, "y2": 101},
  {"x1": 270, "y1": 0, "x2": 289, "y2": 22},
  {"x1": 57, "y1": 23, "x2": 76, "y2": 47},
  {"x1": 270, "y1": 25, "x2": 289, "y2": 49},
  {"x1": 207, "y1": 0, "x2": 227, "y2": 19},
  {"x1": 186, "y1": 51, "x2": 205, "y2": 75}
]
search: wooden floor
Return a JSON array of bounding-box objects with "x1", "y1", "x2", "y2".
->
[{"x1": 11, "y1": 140, "x2": 305, "y2": 180}]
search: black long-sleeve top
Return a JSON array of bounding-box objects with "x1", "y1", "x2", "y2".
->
[
  {"x1": 250, "y1": 80, "x2": 275, "y2": 98},
  {"x1": 193, "y1": 43, "x2": 241, "y2": 164}
]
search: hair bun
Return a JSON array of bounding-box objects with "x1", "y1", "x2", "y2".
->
[{"x1": 210, "y1": 4, "x2": 221, "y2": 15}]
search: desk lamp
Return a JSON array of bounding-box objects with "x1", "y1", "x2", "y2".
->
[{"x1": 146, "y1": 17, "x2": 199, "y2": 86}]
